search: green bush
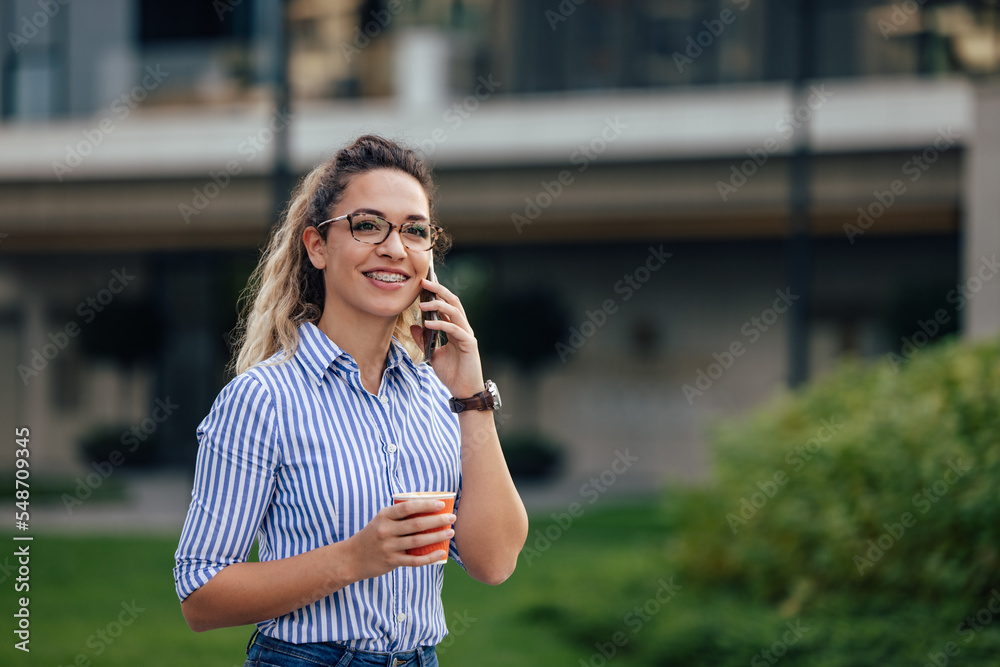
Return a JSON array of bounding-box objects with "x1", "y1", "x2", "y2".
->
[
  {"x1": 79, "y1": 424, "x2": 157, "y2": 468},
  {"x1": 509, "y1": 504, "x2": 1000, "y2": 666},
  {"x1": 501, "y1": 432, "x2": 564, "y2": 481},
  {"x1": 669, "y1": 334, "x2": 1000, "y2": 607}
]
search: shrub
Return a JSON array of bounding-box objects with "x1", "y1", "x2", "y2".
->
[
  {"x1": 79, "y1": 424, "x2": 157, "y2": 468},
  {"x1": 501, "y1": 432, "x2": 564, "y2": 481},
  {"x1": 669, "y1": 335, "x2": 1000, "y2": 607}
]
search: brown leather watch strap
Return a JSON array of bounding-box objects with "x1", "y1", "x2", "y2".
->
[
  {"x1": 449, "y1": 380, "x2": 501, "y2": 413},
  {"x1": 450, "y1": 393, "x2": 488, "y2": 413}
]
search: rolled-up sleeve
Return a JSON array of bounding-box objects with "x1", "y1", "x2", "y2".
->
[{"x1": 173, "y1": 372, "x2": 280, "y2": 601}]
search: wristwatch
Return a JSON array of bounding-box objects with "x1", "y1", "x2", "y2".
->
[{"x1": 449, "y1": 380, "x2": 502, "y2": 413}]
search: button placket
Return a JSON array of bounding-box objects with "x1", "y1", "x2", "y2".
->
[
  {"x1": 380, "y1": 375, "x2": 404, "y2": 646},
  {"x1": 380, "y1": 383, "x2": 400, "y2": 465}
]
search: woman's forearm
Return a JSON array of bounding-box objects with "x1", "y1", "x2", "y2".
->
[
  {"x1": 452, "y1": 410, "x2": 529, "y2": 584},
  {"x1": 181, "y1": 540, "x2": 358, "y2": 632}
]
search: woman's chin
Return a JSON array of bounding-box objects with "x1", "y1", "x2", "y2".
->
[{"x1": 363, "y1": 300, "x2": 416, "y2": 320}]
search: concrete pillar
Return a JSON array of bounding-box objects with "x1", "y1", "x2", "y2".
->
[
  {"x1": 20, "y1": 284, "x2": 52, "y2": 470},
  {"x1": 962, "y1": 83, "x2": 1000, "y2": 341},
  {"x1": 66, "y1": 0, "x2": 135, "y2": 116},
  {"x1": 394, "y1": 28, "x2": 450, "y2": 113}
]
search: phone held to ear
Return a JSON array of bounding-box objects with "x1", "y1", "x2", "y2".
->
[{"x1": 420, "y1": 257, "x2": 439, "y2": 361}]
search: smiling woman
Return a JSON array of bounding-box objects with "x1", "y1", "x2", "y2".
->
[{"x1": 172, "y1": 135, "x2": 528, "y2": 667}]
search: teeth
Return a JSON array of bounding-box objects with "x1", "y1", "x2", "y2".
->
[{"x1": 364, "y1": 271, "x2": 408, "y2": 283}]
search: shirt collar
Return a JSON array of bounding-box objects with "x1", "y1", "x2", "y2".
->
[{"x1": 295, "y1": 321, "x2": 420, "y2": 384}]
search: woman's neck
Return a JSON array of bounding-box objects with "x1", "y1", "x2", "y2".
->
[{"x1": 316, "y1": 307, "x2": 396, "y2": 395}]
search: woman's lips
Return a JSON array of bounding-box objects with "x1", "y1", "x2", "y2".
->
[{"x1": 362, "y1": 270, "x2": 410, "y2": 289}]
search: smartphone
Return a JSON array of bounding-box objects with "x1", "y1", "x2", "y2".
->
[{"x1": 420, "y1": 257, "x2": 440, "y2": 361}]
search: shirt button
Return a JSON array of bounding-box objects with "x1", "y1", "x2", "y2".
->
[
  {"x1": 387, "y1": 443, "x2": 397, "y2": 454},
  {"x1": 396, "y1": 612, "x2": 406, "y2": 623},
  {"x1": 379, "y1": 395, "x2": 389, "y2": 406}
]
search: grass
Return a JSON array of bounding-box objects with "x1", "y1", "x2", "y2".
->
[
  {"x1": 0, "y1": 534, "x2": 253, "y2": 667},
  {"x1": 0, "y1": 474, "x2": 126, "y2": 504},
  {"x1": 2, "y1": 500, "x2": 999, "y2": 666}
]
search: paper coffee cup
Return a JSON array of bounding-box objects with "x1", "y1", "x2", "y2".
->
[{"x1": 392, "y1": 491, "x2": 456, "y2": 565}]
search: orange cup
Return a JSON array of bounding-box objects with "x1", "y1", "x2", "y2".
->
[{"x1": 392, "y1": 491, "x2": 456, "y2": 564}]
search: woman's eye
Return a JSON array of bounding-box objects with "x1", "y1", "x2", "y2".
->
[
  {"x1": 404, "y1": 224, "x2": 429, "y2": 238},
  {"x1": 353, "y1": 220, "x2": 379, "y2": 232}
]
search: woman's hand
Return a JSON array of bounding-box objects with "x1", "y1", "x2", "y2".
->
[
  {"x1": 411, "y1": 278, "x2": 486, "y2": 398},
  {"x1": 345, "y1": 499, "x2": 456, "y2": 581}
]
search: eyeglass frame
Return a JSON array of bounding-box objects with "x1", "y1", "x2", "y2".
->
[{"x1": 315, "y1": 212, "x2": 442, "y2": 250}]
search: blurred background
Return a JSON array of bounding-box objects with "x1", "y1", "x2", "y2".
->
[{"x1": 2, "y1": 0, "x2": 1000, "y2": 665}]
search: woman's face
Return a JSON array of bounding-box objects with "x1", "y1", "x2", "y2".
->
[{"x1": 308, "y1": 168, "x2": 433, "y2": 323}]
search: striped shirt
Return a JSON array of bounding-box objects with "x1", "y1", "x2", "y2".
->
[{"x1": 173, "y1": 321, "x2": 463, "y2": 650}]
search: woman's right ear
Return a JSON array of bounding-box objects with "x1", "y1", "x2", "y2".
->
[{"x1": 302, "y1": 226, "x2": 327, "y2": 270}]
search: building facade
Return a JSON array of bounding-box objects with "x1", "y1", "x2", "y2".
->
[{"x1": 1, "y1": 0, "x2": 998, "y2": 489}]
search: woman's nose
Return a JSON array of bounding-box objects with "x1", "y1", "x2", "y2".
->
[{"x1": 377, "y1": 228, "x2": 407, "y2": 257}]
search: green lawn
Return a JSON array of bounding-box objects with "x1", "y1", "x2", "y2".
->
[
  {"x1": 0, "y1": 533, "x2": 253, "y2": 667},
  {"x1": 3, "y1": 501, "x2": 999, "y2": 666}
]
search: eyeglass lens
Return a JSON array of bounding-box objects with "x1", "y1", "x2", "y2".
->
[{"x1": 350, "y1": 214, "x2": 435, "y2": 249}]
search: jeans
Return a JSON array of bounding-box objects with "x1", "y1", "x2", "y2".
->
[{"x1": 244, "y1": 630, "x2": 438, "y2": 667}]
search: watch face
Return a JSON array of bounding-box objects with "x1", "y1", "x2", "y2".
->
[{"x1": 486, "y1": 380, "x2": 501, "y2": 410}]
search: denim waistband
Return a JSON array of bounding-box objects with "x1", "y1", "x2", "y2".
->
[{"x1": 246, "y1": 629, "x2": 437, "y2": 667}]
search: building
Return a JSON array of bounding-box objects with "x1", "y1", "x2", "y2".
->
[{"x1": 2, "y1": 0, "x2": 998, "y2": 492}]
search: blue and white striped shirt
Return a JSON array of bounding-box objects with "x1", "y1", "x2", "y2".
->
[{"x1": 174, "y1": 321, "x2": 463, "y2": 650}]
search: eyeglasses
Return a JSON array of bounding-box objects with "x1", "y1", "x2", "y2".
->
[{"x1": 316, "y1": 213, "x2": 441, "y2": 251}]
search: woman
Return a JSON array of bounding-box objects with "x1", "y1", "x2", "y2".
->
[{"x1": 174, "y1": 135, "x2": 528, "y2": 666}]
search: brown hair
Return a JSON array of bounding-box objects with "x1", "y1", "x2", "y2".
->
[{"x1": 229, "y1": 135, "x2": 450, "y2": 376}]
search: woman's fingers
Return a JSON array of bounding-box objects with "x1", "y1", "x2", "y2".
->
[
  {"x1": 419, "y1": 296, "x2": 468, "y2": 331},
  {"x1": 420, "y1": 279, "x2": 468, "y2": 316},
  {"x1": 387, "y1": 504, "x2": 455, "y2": 564},
  {"x1": 398, "y1": 527, "x2": 455, "y2": 551},
  {"x1": 390, "y1": 499, "x2": 445, "y2": 520},
  {"x1": 420, "y1": 316, "x2": 475, "y2": 345},
  {"x1": 420, "y1": 277, "x2": 455, "y2": 300},
  {"x1": 397, "y1": 549, "x2": 450, "y2": 567},
  {"x1": 395, "y1": 513, "x2": 457, "y2": 536},
  {"x1": 389, "y1": 502, "x2": 455, "y2": 538},
  {"x1": 351, "y1": 501, "x2": 455, "y2": 578}
]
